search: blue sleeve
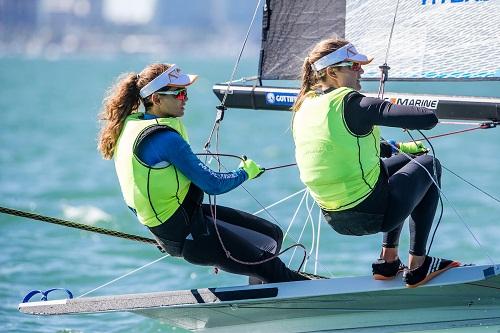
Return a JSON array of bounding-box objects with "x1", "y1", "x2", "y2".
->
[{"x1": 136, "y1": 130, "x2": 248, "y2": 195}]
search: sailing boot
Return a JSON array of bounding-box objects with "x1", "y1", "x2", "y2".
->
[
  {"x1": 403, "y1": 255, "x2": 461, "y2": 288},
  {"x1": 372, "y1": 257, "x2": 407, "y2": 280},
  {"x1": 295, "y1": 271, "x2": 328, "y2": 280}
]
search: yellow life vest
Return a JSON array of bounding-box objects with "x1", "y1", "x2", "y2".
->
[
  {"x1": 114, "y1": 113, "x2": 191, "y2": 227},
  {"x1": 292, "y1": 87, "x2": 380, "y2": 211}
]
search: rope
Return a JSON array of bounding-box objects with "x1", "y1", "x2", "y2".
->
[
  {"x1": 0, "y1": 206, "x2": 158, "y2": 245},
  {"x1": 77, "y1": 254, "x2": 170, "y2": 298},
  {"x1": 442, "y1": 166, "x2": 500, "y2": 204},
  {"x1": 388, "y1": 144, "x2": 496, "y2": 265},
  {"x1": 414, "y1": 121, "x2": 497, "y2": 141},
  {"x1": 403, "y1": 122, "x2": 499, "y2": 255},
  {"x1": 200, "y1": 150, "x2": 333, "y2": 275},
  {"x1": 314, "y1": 208, "x2": 322, "y2": 275},
  {"x1": 405, "y1": 130, "x2": 442, "y2": 256},
  {"x1": 218, "y1": 0, "x2": 262, "y2": 108},
  {"x1": 264, "y1": 163, "x2": 296, "y2": 171}
]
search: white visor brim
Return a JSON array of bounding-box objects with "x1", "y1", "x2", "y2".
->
[
  {"x1": 139, "y1": 64, "x2": 198, "y2": 98},
  {"x1": 312, "y1": 43, "x2": 373, "y2": 71}
]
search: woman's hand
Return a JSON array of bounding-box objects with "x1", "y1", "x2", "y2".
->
[
  {"x1": 239, "y1": 158, "x2": 265, "y2": 180},
  {"x1": 398, "y1": 141, "x2": 429, "y2": 155}
]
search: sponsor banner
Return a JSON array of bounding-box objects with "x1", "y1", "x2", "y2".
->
[
  {"x1": 385, "y1": 96, "x2": 439, "y2": 109},
  {"x1": 265, "y1": 92, "x2": 297, "y2": 106}
]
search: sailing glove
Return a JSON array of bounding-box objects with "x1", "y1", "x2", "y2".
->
[
  {"x1": 239, "y1": 158, "x2": 265, "y2": 180},
  {"x1": 396, "y1": 140, "x2": 428, "y2": 155}
]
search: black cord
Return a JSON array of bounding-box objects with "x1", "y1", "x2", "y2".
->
[
  {"x1": 427, "y1": 195, "x2": 443, "y2": 254},
  {"x1": 195, "y1": 152, "x2": 296, "y2": 172},
  {"x1": 406, "y1": 130, "x2": 443, "y2": 256}
]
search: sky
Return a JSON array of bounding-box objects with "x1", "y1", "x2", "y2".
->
[
  {"x1": 41, "y1": 0, "x2": 158, "y2": 24},
  {"x1": 103, "y1": 0, "x2": 157, "y2": 24}
]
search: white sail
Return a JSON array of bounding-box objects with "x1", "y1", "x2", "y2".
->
[{"x1": 346, "y1": 0, "x2": 500, "y2": 79}]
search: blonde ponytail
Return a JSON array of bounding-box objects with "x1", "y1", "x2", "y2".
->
[{"x1": 291, "y1": 37, "x2": 349, "y2": 112}]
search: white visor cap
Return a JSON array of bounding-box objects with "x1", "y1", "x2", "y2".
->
[
  {"x1": 139, "y1": 64, "x2": 198, "y2": 98},
  {"x1": 311, "y1": 43, "x2": 373, "y2": 72}
]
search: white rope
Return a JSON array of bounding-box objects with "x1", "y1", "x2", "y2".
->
[
  {"x1": 283, "y1": 189, "x2": 308, "y2": 243},
  {"x1": 300, "y1": 196, "x2": 317, "y2": 271},
  {"x1": 288, "y1": 193, "x2": 315, "y2": 268},
  {"x1": 253, "y1": 188, "x2": 307, "y2": 215},
  {"x1": 77, "y1": 254, "x2": 170, "y2": 298},
  {"x1": 204, "y1": 156, "x2": 334, "y2": 275},
  {"x1": 314, "y1": 208, "x2": 322, "y2": 275},
  {"x1": 439, "y1": 121, "x2": 483, "y2": 126}
]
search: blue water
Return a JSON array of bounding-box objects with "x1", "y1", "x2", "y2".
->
[{"x1": 1, "y1": 57, "x2": 499, "y2": 333}]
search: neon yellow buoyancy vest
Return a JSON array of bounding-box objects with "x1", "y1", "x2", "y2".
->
[
  {"x1": 292, "y1": 87, "x2": 381, "y2": 211},
  {"x1": 114, "y1": 113, "x2": 191, "y2": 227}
]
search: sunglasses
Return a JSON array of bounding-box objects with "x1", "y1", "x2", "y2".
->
[
  {"x1": 332, "y1": 61, "x2": 362, "y2": 72},
  {"x1": 156, "y1": 88, "x2": 188, "y2": 101}
]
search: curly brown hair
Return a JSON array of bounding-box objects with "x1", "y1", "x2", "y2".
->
[{"x1": 97, "y1": 63, "x2": 172, "y2": 159}]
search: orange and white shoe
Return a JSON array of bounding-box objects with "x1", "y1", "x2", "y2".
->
[{"x1": 403, "y1": 255, "x2": 461, "y2": 288}]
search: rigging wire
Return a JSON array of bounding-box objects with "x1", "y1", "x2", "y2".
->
[
  {"x1": 198, "y1": 0, "x2": 314, "y2": 271},
  {"x1": 288, "y1": 193, "x2": 315, "y2": 268},
  {"x1": 389, "y1": 145, "x2": 496, "y2": 265},
  {"x1": 375, "y1": 0, "x2": 495, "y2": 261},
  {"x1": 377, "y1": 0, "x2": 401, "y2": 99},
  {"x1": 414, "y1": 121, "x2": 498, "y2": 141},
  {"x1": 377, "y1": 0, "x2": 448, "y2": 258},
  {"x1": 442, "y1": 166, "x2": 500, "y2": 204},
  {"x1": 314, "y1": 208, "x2": 322, "y2": 275},
  {"x1": 405, "y1": 127, "x2": 499, "y2": 259},
  {"x1": 201, "y1": 150, "x2": 334, "y2": 276},
  {"x1": 77, "y1": 254, "x2": 171, "y2": 298},
  {"x1": 404, "y1": 129, "x2": 442, "y2": 255},
  {"x1": 253, "y1": 188, "x2": 306, "y2": 216},
  {"x1": 382, "y1": 0, "x2": 401, "y2": 68},
  {"x1": 203, "y1": 0, "x2": 262, "y2": 150},
  {"x1": 201, "y1": 151, "x2": 330, "y2": 274},
  {"x1": 427, "y1": 196, "x2": 444, "y2": 255},
  {"x1": 196, "y1": 152, "x2": 296, "y2": 172}
]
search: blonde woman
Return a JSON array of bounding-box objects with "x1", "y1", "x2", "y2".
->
[{"x1": 292, "y1": 38, "x2": 459, "y2": 287}]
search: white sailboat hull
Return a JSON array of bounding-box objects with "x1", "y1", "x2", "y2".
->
[{"x1": 19, "y1": 264, "x2": 500, "y2": 332}]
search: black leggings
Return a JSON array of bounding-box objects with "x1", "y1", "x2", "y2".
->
[
  {"x1": 150, "y1": 202, "x2": 306, "y2": 283},
  {"x1": 382, "y1": 154, "x2": 441, "y2": 255},
  {"x1": 324, "y1": 154, "x2": 441, "y2": 256}
]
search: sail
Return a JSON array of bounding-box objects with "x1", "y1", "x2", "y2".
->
[
  {"x1": 259, "y1": 0, "x2": 500, "y2": 81},
  {"x1": 259, "y1": 0, "x2": 346, "y2": 80},
  {"x1": 215, "y1": 0, "x2": 500, "y2": 119},
  {"x1": 346, "y1": 0, "x2": 500, "y2": 80}
]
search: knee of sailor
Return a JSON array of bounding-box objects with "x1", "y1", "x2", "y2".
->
[
  {"x1": 273, "y1": 225, "x2": 284, "y2": 243},
  {"x1": 433, "y1": 157, "x2": 442, "y2": 176},
  {"x1": 417, "y1": 155, "x2": 442, "y2": 176}
]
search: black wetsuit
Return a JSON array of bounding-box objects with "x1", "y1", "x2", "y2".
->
[
  {"x1": 322, "y1": 91, "x2": 440, "y2": 256},
  {"x1": 149, "y1": 184, "x2": 307, "y2": 283}
]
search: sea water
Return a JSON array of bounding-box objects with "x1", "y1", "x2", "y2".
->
[{"x1": 1, "y1": 56, "x2": 499, "y2": 333}]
